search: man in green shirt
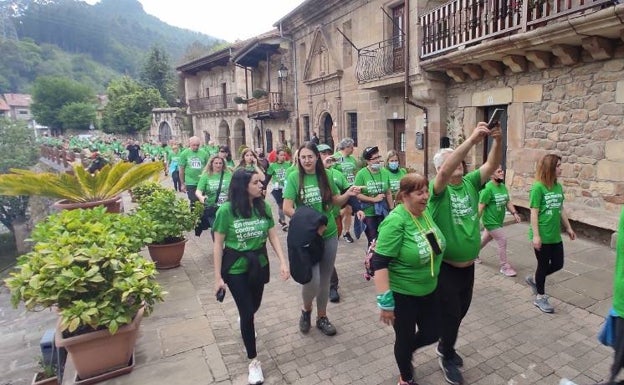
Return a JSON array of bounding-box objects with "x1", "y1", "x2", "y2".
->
[
  {"x1": 427, "y1": 121, "x2": 502, "y2": 385},
  {"x1": 179, "y1": 136, "x2": 209, "y2": 206}
]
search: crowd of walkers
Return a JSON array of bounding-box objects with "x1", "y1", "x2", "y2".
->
[{"x1": 41, "y1": 130, "x2": 624, "y2": 385}]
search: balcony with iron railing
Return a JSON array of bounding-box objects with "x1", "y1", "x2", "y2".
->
[
  {"x1": 356, "y1": 35, "x2": 405, "y2": 85},
  {"x1": 419, "y1": 0, "x2": 622, "y2": 79},
  {"x1": 188, "y1": 93, "x2": 238, "y2": 114},
  {"x1": 246, "y1": 92, "x2": 289, "y2": 120}
]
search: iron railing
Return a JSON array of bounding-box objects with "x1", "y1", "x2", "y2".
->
[
  {"x1": 356, "y1": 35, "x2": 405, "y2": 83},
  {"x1": 420, "y1": 0, "x2": 615, "y2": 58},
  {"x1": 188, "y1": 93, "x2": 237, "y2": 113}
]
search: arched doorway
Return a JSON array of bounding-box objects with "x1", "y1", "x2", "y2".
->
[
  {"x1": 158, "y1": 122, "x2": 172, "y2": 144},
  {"x1": 321, "y1": 113, "x2": 334, "y2": 150},
  {"x1": 265, "y1": 129, "x2": 273, "y2": 152},
  {"x1": 232, "y1": 119, "x2": 246, "y2": 154},
  {"x1": 217, "y1": 120, "x2": 230, "y2": 150}
]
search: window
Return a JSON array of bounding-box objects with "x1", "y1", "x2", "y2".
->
[
  {"x1": 221, "y1": 83, "x2": 227, "y2": 108},
  {"x1": 342, "y1": 20, "x2": 352, "y2": 68},
  {"x1": 205, "y1": 88, "x2": 210, "y2": 98},
  {"x1": 302, "y1": 115, "x2": 310, "y2": 141},
  {"x1": 347, "y1": 112, "x2": 358, "y2": 146}
]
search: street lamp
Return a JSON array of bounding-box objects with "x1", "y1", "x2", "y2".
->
[{"x1": 278, "y1": 63, "x2": 289, "y2": 81}]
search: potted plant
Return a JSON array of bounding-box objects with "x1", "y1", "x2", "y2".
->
[
  {"x1": 129, "y1": 180, "x2": 167, "y2": 203},
  {"x1": 252, "y1": 89, "x2": 268, "y2": 99},
  {"x1": 32, "y1": 355, "x2": 58, "y2": 385},
  {"x1": 136, "y1": 188, "x2": 202, "y2": 269},
  {"x1": 4, "y1": 207, "x2": 165, "y2": 381},
  {"x1": 0, "y1": 161, "x2": 163, "y2": 212},
  {"x1": 233, "y1": 96, "x2": 248, "y2": 104}
]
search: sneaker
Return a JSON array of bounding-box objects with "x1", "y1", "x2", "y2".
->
[
  {"x1": 343, "y1": 232, "x2": 354, "y2": 243},
  {"x1": 438, "y1": 357, "x2": 464, "y2": 385},
  {"x1": 474, "y1": 257, "x2": 482, "y2": 264},
  {"x1": 499, "y1": 263, "x2": 517, "y2": 277},
  {"x1": 248, "y1": 358, "x2": 264, "y2": 385},
  {"x1": 299, "y1": 309, "x2": 311, "y2": 333},
  {"x1": 534, "y1": 295, "x2": 554, "y2": 313},
  {"x1": 525, "y1": 275, "x2": 538, "y2": 295},
  {"x1": 436, "y1": 345, "x2": 464, "y2": 367},
  {"x1": 398, "y1": 377, "x2": 419, "y2": 385},
  {"x1": 329, "y1": 287, "x2": 340, "y2": 303},
  {"x1": 316, "y1": 316, "x2": 337, "y2": 336}
]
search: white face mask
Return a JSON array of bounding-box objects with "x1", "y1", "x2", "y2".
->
[
  {"x1": 388, "y1": 161, "x2": 399, "y2": 171},
  {"x1": 370, "y1": 163, "x2": 381, "y2": 171}
]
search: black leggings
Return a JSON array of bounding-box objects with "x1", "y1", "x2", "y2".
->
[
  {"x1": 393, "y1": 291, "x2": 440, "y2": 381},
  {"x1": 533, "y1": 242, "x2": 564, "y2": 295},
  {"x1": 363, "y1": 215, "x2": 384, "y2": 246},
  {"x1": 437, "y1": 262, "x2": 474, "y2": 358},
  {"x1": 227, "y1": 273, "x2": 265, "y2": 359},
  {"x1": 172, "y1": 170, "x2": 181, "y2": 191}
]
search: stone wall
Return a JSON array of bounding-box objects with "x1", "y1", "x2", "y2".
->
[{"x1": 446, "y1": 54, "x2": 624, "y2": 233}]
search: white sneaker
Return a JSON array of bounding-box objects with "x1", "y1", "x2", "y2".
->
[{"x1": 248, "y1": 358, "x2": 264, "y2": 384}]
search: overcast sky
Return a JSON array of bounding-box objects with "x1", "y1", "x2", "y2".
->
[{"x1": 83, "y1": 0, "x2": 305, "y2": 42}]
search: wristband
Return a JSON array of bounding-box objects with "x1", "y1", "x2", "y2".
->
[{"x1": 376, "y1": 290, "x2": 395, "y2": 311}]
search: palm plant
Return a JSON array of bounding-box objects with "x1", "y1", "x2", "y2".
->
[{"x1": 0, "y1": 162, "x2": 163, "y2": 203}]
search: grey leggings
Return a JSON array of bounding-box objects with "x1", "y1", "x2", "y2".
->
[{"x1": 302, "y1": 237, "x2": 338, "y2": 314}]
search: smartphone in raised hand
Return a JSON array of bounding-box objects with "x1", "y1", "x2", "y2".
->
[{"x1": 487, "y1": 108, "x2": 505, "y2": 129}]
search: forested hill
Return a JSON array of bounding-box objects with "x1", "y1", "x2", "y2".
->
[{"x1": 1, "y1": 0, "x2": 224, "y2": 93}]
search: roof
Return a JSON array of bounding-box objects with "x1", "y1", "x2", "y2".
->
[
  {"x1": 3, "y1": 94, "x2": 32, "y2": 107},
  {"x1": 176, "y1": 29, "x2": 283, "y2": 74},
  {"x1": 0, "y1": 97, "x2": 9, "y2": 111}
]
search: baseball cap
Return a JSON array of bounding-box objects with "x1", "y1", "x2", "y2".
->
[{"x1": 317, "y1": 143, "x2": 332, "y2": 153}]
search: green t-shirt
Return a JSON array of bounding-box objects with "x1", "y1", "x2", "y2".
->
[
  {"x1": 427, "y1": 169, "x2": 482, "y2": 262},
  {"x1": 528, "y1": 182, "x2": 564, "y2": 244},
  {"x1": 386, "y1": 167, "x2": 407, "y2": 197},
  {"x1": 375, "y1": 205, "x2": 445, "y2": 296},
  {"x1": 327, "y1": 167, "x2": 349, "y2": 218},
  {"x1": 614, "y1": 207, "x2": 624, "y2": 317},
  {"x1": 213, "y1": 201, "x2": 274, "y2": 274},
  {"x1": 266, "y1": 161, "x2": 289, "y2": 189},
  {"x1": 479, "y1": 181, "x2": 509, "y2": 231},
  {"x1": 333, "y1": 153, "x2": 358, "y2": 185},
  {"x1": 283, "y1": 170, "x2": 339, "y2": 239},
  {"x1": 196, "y1": 171, "x2": 232, "y2": 206},
  {"x1": 354, "y1": 167, "x2": 390, "y2": 217},
  {"x1": 179, "y1": 148, "x2": 209, "y2": 186}
]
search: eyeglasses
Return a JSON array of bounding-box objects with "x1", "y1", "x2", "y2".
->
[{"x1": 370, "y1": 156, "x2": 382, "y2": 161}]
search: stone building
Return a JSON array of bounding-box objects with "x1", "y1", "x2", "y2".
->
[
  {"x1": 176, "y1": 31, "x2": 293, "y2": 157},
  {"x1": 276, "y1": 0, "x2": 624, "y2": 237}
]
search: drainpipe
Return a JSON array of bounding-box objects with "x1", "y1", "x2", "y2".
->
[
  {"x1": 279, "y1": 22, "x2": 300, "y2": 148},
  {"x1": 403, "y1": 0, "x2": 429, "y2": 179}
]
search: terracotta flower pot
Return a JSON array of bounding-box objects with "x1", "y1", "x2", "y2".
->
[
  {"x1": 53, "y1": 196, "x2": 122, "y2": 213},
  {"x1": 32, "y1": 373, "x2": 59, "y2": 385},
  {"x1": 147, "y1": 238, "x2": 187, "y2": 269},
  {"x1": 55, "y1": 307, "x2": 144, "y2": 380}
]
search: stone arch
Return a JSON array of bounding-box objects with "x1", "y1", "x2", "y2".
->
[
  {"x1": 217, "y1": 119, "x2": 230, "y2": 149},
  {"x1": 158, "y1": 121, "x2": 172, "y2": 144},
  {"x1": 232, "y1": 119, "x2": 246, "y2": 155}
]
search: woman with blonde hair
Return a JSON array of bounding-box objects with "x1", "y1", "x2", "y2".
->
[
  {"x1": 526, "y1": 154, "x2": 576, "y2": 313},
  {"x1": 385, "y1": 149, "x2": 407, "y2": 201}
]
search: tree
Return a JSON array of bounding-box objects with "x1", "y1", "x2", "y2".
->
[
  {"x1": 30, "y1": 76, "x2": 95, "y2": 135},
  {"x1": 58, "y1": 102, "x2": 96, "y2": 131},
  {"x1": 102, "y1": 76, "x2": 166, "y2": 134},
  {"x1": 0, "y1": 118, "x2": 39, "y2": 234},
  {"x1": 140, "y1": 46, "x2": 177, "y2": 106}
]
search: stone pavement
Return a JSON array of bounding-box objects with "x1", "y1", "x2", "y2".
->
[{"x1": 1, "y1": 189, "x2": 620, "y2": 385}]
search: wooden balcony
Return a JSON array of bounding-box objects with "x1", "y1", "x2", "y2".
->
[
  {"x1": 246, "y1": 92, "x2": 289, "y2": 120},
  {"x1": 188, "y1": 93, "x2": 237, "y2": 114},
  {"x1": 419, "y1": 0, "x2": 624, "y2": 80}
]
